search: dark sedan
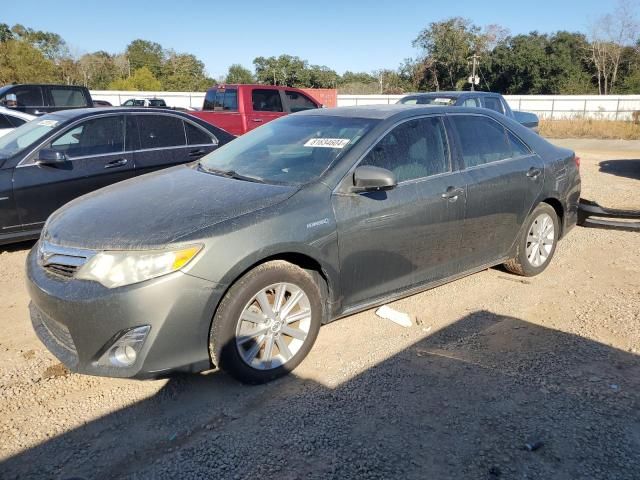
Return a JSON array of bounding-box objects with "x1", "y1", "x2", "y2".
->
[
  {"x1": 0, "y1": 108, "x2": 234, "y2": 245},
  {"x1": 398, "y1": 91, "x2": 540, "y2": 131},
  {"x1": 27, "y1": 105, "x2": 580, "y2": 384}
]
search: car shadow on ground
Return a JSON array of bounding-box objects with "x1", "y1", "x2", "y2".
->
[
  {"x1": 0, "y1": 239, "x2": 36, "y2": 254},
  {"x1": 599, "y1": 159, "x2": 640, "y2": 181},
  {"x1": 2, "y1": 310, "x2": 639, "y2": 480}
]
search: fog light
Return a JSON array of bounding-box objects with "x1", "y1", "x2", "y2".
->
[{"x1": 97, "y1": 326, "x2": 150, "y2": 368}]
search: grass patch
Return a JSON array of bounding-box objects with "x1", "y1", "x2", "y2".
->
[{"x1": 540, "y1": 119, "x2": 640, "y2": 140}]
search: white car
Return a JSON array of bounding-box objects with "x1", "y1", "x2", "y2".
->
[{"x1": 0, "y1": 107, "x2": 35, "y2": 137}]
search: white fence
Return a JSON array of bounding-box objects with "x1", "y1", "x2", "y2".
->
[{"x1": 91, "y1": 90, "x2": 640, "y2": 121}]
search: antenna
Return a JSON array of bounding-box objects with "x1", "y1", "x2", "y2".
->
[{"x1": 468, "y1": 54, "x2": 480, "y2": 91}]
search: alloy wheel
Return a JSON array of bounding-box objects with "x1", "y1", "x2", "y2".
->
[{"x1": 526, "y1": 213, "x2": 555, "y2": 268}]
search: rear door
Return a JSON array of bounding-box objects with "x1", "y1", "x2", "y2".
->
[
  {"x1": 246, "y1": 88, "x2": 287, "y2": 132},
  {"x1": 449, "y1": 114, "x2": 543, "y2": 268},
  {"x1": 132, "y1": 114, "x2": 218, "y2": 176},
  {"x1": 12, "y1": 114, "x2": 135, "y2": 228}
]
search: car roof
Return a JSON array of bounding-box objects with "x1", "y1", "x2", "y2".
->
[
  {"x1": 404, "y1": 91, "x2": 500, "y2": 98},
  {"x1": 294, "y1": 104, "x2": 472, "y2": 120},
  {"x1": 46, "y1": 107, "x2": 185, "y2": 119}
]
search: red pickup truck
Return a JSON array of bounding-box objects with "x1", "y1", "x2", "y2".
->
[{"x1": 190, "y1": 84, "x2": 322, "y2": 136}]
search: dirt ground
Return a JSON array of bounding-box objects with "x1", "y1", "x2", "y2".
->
[{"x1": 1, "y1": 139, "x2": 639, "y2": 479}]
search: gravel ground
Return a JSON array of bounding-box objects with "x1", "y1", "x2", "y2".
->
[{"x1": 1, "y1": 139, "x2": 639, "y2": 479}]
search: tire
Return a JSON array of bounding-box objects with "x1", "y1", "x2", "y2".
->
[
  {"x1": 209, "y1": 260, "x2": 323, "y2": 384},
  {"x1": 504, "y1": 203, "x2": 560, "y2": 277}
]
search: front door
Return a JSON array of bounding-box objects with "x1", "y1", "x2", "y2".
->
[
  {"x1": 13, "y1": 114, "x2": 134, "y2": 228},
  {"x1": 245, "y1": 88, "x2": 287, "y2": 133},
  {"x1": 449, "y1": 114, "x2": 544, "y2": 268},
  {"x1": 333, "y1": 116, "x2": 466, "y2": 309}
]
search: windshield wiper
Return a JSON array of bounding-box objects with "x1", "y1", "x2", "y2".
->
[{"x1": 198, "y1": 163, "x2": 265, "y2": 183}]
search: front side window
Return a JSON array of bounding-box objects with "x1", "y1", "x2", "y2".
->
[
  {"x1": 360, "y1": 117, "x2": 450, "y2": 182},
  {"x1": 451, "y1": 115, "x2": 512, "y2": 168},
  {"x1": 203, "y1": 88, "x2": 238, "y2": 111},
  {"x1": 123, "y1": 100, "x2": 134, "y2": 106},
  {"x1": 50, "y1": 88, "x2": 87, "y2": 107},
  {"x1": 252, "y1": 89, "x2": 283, "y2": 112},
  {"x1": 285, "y1": 91, "x2": 318, "y2": 112},
  {"x1": 137, "y1": 115, "x2": 186, "y2": 149},
  {"x1": 482, "y1": 97, "x2": 504, "y2": 114},
  {"x1": 199, "y1": 115, "x2": 376, "y2": 185},
  {"x1": 148, "y1": 99, "x2": 166, "y2": 107},
  {"x1": 51, "y1": 115, "x2": 125, "y2": 157}
]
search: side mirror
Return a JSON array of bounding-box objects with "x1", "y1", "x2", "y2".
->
[
  {"x1": 37, "y1": 149, "x2": 67, "y2": 165},
  {"x1": 353, "y1": 166, "x2": 397, "y2": 192}
]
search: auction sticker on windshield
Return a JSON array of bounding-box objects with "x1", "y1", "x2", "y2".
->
[
  {"x1": 37, "y1": 120, "x2": 59, "y2": 127},
  {"x1": 304, "y1": 138, "x2": 350, "y2": 149}
]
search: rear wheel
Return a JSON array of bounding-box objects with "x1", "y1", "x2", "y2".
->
[
  {"x1": 504, "y1": 203, "x2": 559, "y2": 277},
  {"x1": 209, "y1": 261, "x2": 323, "y2": 384}
]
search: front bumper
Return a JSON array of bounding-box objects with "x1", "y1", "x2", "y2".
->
[
  {"x1": 26, "y1": 245, "x2": 226, "y2": 379},
  {"x1": 578, "y1": 199, "x2": 640, "y2": 232}
]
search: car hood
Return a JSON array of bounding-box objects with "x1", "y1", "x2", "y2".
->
[{"x1": 44, "y1": 164, "x2": 298, "y2": 250}]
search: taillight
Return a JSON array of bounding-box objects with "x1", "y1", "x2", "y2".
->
[{"x1": 574, "y1": 156, "x2": 581, "y2": 169}]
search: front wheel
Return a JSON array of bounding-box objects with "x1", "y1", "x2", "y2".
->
[
  {"x1": 504, "y1": 203, "x2": 559, "y2": 277},
  {"x1": 209, "y1": 261, "x2": 323, "y2": 384}
]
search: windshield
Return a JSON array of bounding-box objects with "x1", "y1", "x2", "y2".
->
[
  {"x1": 0, "y1": 115, "x2": 63, "y2": 158},
  {"x1": 199, "y1": 115, "x2": 378, "y2": 185},
  {"x1": 399, "y1": 96, "x2": 456, "y2": 106}
]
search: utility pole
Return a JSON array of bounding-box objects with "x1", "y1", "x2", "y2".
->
[{"x1": 469, "y1": 54, "x2": 480, "y2": 91}]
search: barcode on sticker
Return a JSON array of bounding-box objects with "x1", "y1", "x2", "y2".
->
[{"x1": 304, "y1": 138, "x2": 350, "y2": 149}]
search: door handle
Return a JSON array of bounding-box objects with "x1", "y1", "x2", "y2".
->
[
  {"x1": 104, "y1": 158, "x2": 128, "y2": 169},
  {"x1": 441, "y1": 186, "x2": 465, "y2": 201},
  {"x1": 252, "y1": 118, "x2": 263, "y2": 123},
  {"x1": 189, "y1": 149, "x2": 206, "y2": 157},
  {"x1": 526, "y1": 167, "x2": 542, "y2": 179}
]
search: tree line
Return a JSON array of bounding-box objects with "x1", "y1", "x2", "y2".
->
[{"x1": 1, "y1": 1, "x2": 638, "y2": 95}]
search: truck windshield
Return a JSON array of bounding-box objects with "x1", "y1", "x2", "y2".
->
[
  {"x1": 199, "y1": 115, "x2": 377, "y2": 185},
  {"x1": 0, "y1": 115, "x2": 63, "y2": 158}
]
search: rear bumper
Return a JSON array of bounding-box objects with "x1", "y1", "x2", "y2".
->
[
  {"x1": 577, "y1": 199, "x2": 640, "y2": 232},
  {"x1": 26, "y1": 245, "x2": 226, "y2": 379}
]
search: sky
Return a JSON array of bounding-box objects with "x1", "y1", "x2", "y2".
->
[{"x1": 3, "y1": 0, "x2": 627, "y2": 79}]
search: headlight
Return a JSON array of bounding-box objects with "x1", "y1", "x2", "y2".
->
[{"x1": 75, "y1": 245, "x2": 202, "y2": 288}]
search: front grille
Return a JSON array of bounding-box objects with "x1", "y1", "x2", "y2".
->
[
  {"x1": 45, "y1": 263, "x2": 78, "y2": 278},
  {"x1": 37, "y1": 241, "x2": 94, "y2": 280}
]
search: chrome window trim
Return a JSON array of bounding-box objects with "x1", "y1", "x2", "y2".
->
[
  {"x1": 342, "y1": 113, "x2": 453, "y2": 190},
  {"x1": 16, "y1": 111, "x2": 218, "y2": 168}
]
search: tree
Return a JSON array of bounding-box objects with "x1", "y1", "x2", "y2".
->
[
  {"x1": 108, "y1": 66, "x2": 162, "y2": 91},
  {"x1": 225, "y1": 64, "x2": 254, "y2": 84},
  {"x1": 161, "y1": 51, "x2": 213, "y2": 90},
  {"x1": 0, "y1": 39, "x2": 57, "y2": 84},
  {"x1": 253, "y1": 54, "x2": 309, "y2": 86},
  {"x1": 0, "y1": 23, "x2": 13, "y2": 42},
  {"x1": 125, "y1": 39, "x2": 164, "y2": 78},
  {"x1": 76, "y1": 51, "x2": 118, "y2": 89},
  {"x1": 10, "y1": 24, "x2": 68, "y2": 61},
  {"x1": 589, "y1": 0, "x2": 639, "y2": 94},
  {"x1": 307, "y1": 65, "x2": 339, "y2": 88},
  {"x1": 413, "y1": 17, "x2": 486, "y2": 90}
]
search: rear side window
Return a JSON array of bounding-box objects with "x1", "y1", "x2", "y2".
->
[
  {"x1": 507, "y1": 130, "x2": 531, "y2": 157},
  {"x1": 50, "y1": 88, "x2": 87, "y2": 107},
  {"x1": 138, "y1": 115, "x2": 186, "y2": 149},
  {"x1": 285, "y1": 91, "x2": 318, "y2": 112},
  {"x1": 360, "y1": 117, "x2": 450, "y2": 182},
  {"x1": 451, "y1": 115, "x2": 512, "y2": 168},
  {"x1": 203, "y1": 88, "x2": 238, "y2": 111},
  {"x1": 51, "y1": 115, "x2": 125, "y2": 157},
  {"x1": 185, "y1": 122, "x2": 214, "y2": 145},
  {"x1": 6, "y1": 86, "x2": 43, "y2": 107},
  {"x1": 482, "y1": 97, "x2": 504, "y2": 114},
  {"x1": 252, "y1": 89, "x2": 283, "y2": 112},
  {"x1": 148, "y1": 99, "x2": 166, "y2": 107}
]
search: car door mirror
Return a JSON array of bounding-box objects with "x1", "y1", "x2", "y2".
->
[
  {"x1": 353, "y1": 166, "x2": 397, "y2": 192},
  {"x1": 37, "y1": 149, "x2": 67, "y2": 165}
]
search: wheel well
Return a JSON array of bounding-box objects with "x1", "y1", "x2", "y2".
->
[{"x1": 542, "y1": 198, "x2": 564, "y2": 235}]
